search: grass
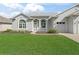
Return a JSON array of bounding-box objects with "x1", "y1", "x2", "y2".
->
[{"x1": 0, "y1": 33, "x2": 79, "y2": 55}]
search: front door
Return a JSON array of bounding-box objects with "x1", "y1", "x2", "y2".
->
[
  {"x1": 41, "y1": 19, "x2": 47, "y2": 32},
  {"x1": 33, "y1": 19, "x2": 39, "y2": 32}
]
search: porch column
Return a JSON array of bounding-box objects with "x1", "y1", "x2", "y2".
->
[
  {"x1": 46, "y1": 19, "x2": 48, "y2": 32},
  {"x1": 17, "y1": 19, "x2": 19, "y2": 31},
  {"x1": 39, "y1": 19, "x2": 41, "y2": 29},
  {"x1": 32, "y1": 19, "x2": 34, "y2": 32}
]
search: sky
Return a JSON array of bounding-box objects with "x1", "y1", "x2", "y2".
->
[{"x1": 0, "y1": 3, "x2": 75, "y2": 18}]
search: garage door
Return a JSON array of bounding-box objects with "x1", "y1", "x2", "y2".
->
[
  {"x1": 75, "y1": 21, "x2": 79, "y2": 34},
  {"x1": 78, "y1": 21, "x2": 79, "y2": 34}
]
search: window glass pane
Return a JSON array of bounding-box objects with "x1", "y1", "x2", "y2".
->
[
  {"x1": 41, "y1": 20, "x2": 46, "y2": 28},
  {"x1": 34, "y1": 19, "x2": 39, "y2": 28},
  {"x1": 57, "y1": 22, "x2": 65, "y2": 24},
  {"x1": 19, "y1": 20, "x2": 26, "y2": 28},
  {"x1": 19, "y1": 24, "x2": 22, "y2": 28}
]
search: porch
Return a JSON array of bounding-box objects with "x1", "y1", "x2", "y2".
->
[{"x1": 32, "y1": 19, "x2": 48, "y2": 32}]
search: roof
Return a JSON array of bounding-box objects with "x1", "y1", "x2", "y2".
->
[
  {"x1": 13, "y1": 13, "x2": 29, "y2": 19},
  {"x1": 12, "y1": 12, "x2": 57, "y2": 20},
  {"x1": 30, "y1": 16, "x2": 50, "y2": 19},
  {"x1": 24, "y1": 12, "x2": 57, "y2": 17},
  {"x1": 0, "y1": 16, "x2": 12, "y2": 24},
  {"x1": 56, "y1": 3, "x2": 79, "y2": 16}
]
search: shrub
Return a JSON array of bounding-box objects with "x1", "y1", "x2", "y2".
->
[
  {"x1": 47, "y1": 29, "x2": 57, "y2": 33},
  {"x1": 3, "y1": 29, "x2": 31, "y2": 34},
  {"x1": 4, "y1": 29, "x2": 12, "y2": 32},
  {"x1": 16, "y1": 30, "x2": 31, "y2": 33}
]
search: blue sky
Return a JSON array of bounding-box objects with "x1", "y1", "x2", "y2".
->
[{"x1": 0, "y1": 3, "x2": 74, "y2": 18}]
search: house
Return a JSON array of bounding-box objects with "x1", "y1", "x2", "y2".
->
[
  {"x1": 0, "y1": 16, "x2": 12, "y2": 31},
  {"x1": 0, "y1": 4, "x2": 79, "y2": 34}
]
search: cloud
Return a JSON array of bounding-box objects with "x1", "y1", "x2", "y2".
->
[
  {"x1": 0, "y1": 0, "x2": 78, "y2": 3},
  {"x1": 23, "y1": 3, "x2": 45, "y2": 13},
  {"x1": 0, "y1": 11, "x2": 21, "y2": 18},
  {"x1": 0, "y1": 12, "x2": 10, "y2": 18},
  {"x1": 10, "y1": 11, "x2": 21, "y2": 17},
  {"x1": 2, "y1": 3, "x2": 24, "y2": 10}
]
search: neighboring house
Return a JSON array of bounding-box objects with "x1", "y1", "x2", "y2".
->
[
  {"x1": 0, "y1": 4, "x2": 79, "y2": 34},
  {"x1": 0, "y1": 16, "x2": 12, "y2": 31}
]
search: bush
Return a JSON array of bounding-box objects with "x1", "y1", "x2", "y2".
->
[
  {"x1": 2, "y1": 29, "x2": 31, "y2": 34},
  {"x1": 4, "y1": 29, "x2": 12, "y2": 32},
  {"x1": 47, "y1": 29, "x2": 57, "y2": 33},
  {"x1": 18, "y1": 30, "x2": 31, "y2": 33}
]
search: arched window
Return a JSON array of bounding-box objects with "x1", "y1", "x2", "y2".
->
[
  {"x1": 19, "y1": 20, "x2": 26, "y2": 28},
  {"x1": 41, "y1": 19, "x2": 46, "y2": 28}
]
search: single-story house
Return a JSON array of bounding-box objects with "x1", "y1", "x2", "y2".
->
[
  {"x1": 0, "y1": 4, "x2": 79, "y2": 34},
  {"x1": 0, "y1": 16, "x2": 12, "y2": 31}
]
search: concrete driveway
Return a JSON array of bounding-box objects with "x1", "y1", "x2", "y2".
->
[{"x1": 59, "y1": 33, "x2": 79, "y2": 43}]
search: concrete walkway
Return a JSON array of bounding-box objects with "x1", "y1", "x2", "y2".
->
[
  {"x1": 31, "y1": 32, "x2": 79, "y2": 43},
  {"x1": 59, "y1": 33, "x2": 79, "y2": 43}
]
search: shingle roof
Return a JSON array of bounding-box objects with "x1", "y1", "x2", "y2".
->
[
  {"x1": 12, "y1": 12, "x2": 57, "y2": 20},
  {"x1": 56, "y1": 3, "x2": 79, "y2": 16},
  {"x1": 30, "y1": 16, "x2": 50, "y2": 19},
  {"x1": 13, "y1": 13, "x2": 29, "y2": 19},
  {"x1": 25, "y1": 12, "x2": 57, "y2": 17}
]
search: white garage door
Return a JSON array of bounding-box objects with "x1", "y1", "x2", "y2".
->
[
  {"x1": 75, "y1": 21, "x2": 79, "y2": 34},
  {"x1": 78, "y1": 21, "x2": 79, "y2": 34}
]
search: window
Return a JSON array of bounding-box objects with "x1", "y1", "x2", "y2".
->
[
  {"x1": 41, "y1": 20, "x2": 46, "y2": 28},
  {"x1": 19, "y1": 20, "x2": 26, "y2": 28},
  {"x1": 57, "y1": 22, "x2": 65, "y2": 24},
  {"x1": 34, "y1": 19, "x2": 39, "y2": 28}
]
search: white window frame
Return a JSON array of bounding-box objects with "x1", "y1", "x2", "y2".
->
[
  {"x1": 41, "y1": 19, "x2": 46, "y2": 28},
  {"x1": 19, "y1": 20, "x2": 26, "y2": 28}
]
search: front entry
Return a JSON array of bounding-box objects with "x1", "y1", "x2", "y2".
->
[
  {"x1": 40, "y1": 19, "x2": 47, "y2": 32},
  {"x1": 33, "y1": 19, "x2": 39, "y2": 32},
  {"x1": 33, "y1": 19, "x2": 47, "y2": 32}
]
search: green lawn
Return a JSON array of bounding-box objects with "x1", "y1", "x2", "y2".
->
[{"x1": 0, "y1": 33, "x2": 79, "y2": 55}]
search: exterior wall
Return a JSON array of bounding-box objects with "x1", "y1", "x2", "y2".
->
[
  {"x1": 0, "y1": 24, "x2": 12, "y2": 31},
  {"x1": 67, "y1": 17, "x2": 73, "y2": 33},
  {"x1": 26, "y1": 20, "x2": 32, "y2": 31},
  {"x1": 73, "y1": 16, "x2": 79, "y2": 34},
  {"x1": 48, "y1": 17, "x2": 56, "y2": 31},
  {"x1": 66, "y1": 15, "x2": 78, "y2": 34},
  {"x1": 48, "y1": 19, "x2": 53, "y2": 30},
  {"x1": 12, "y1": 15, "x2": 32, "y2": 31},
  {"x1": 54, "y1": 19, "x2": 68, "y2": 33}
]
